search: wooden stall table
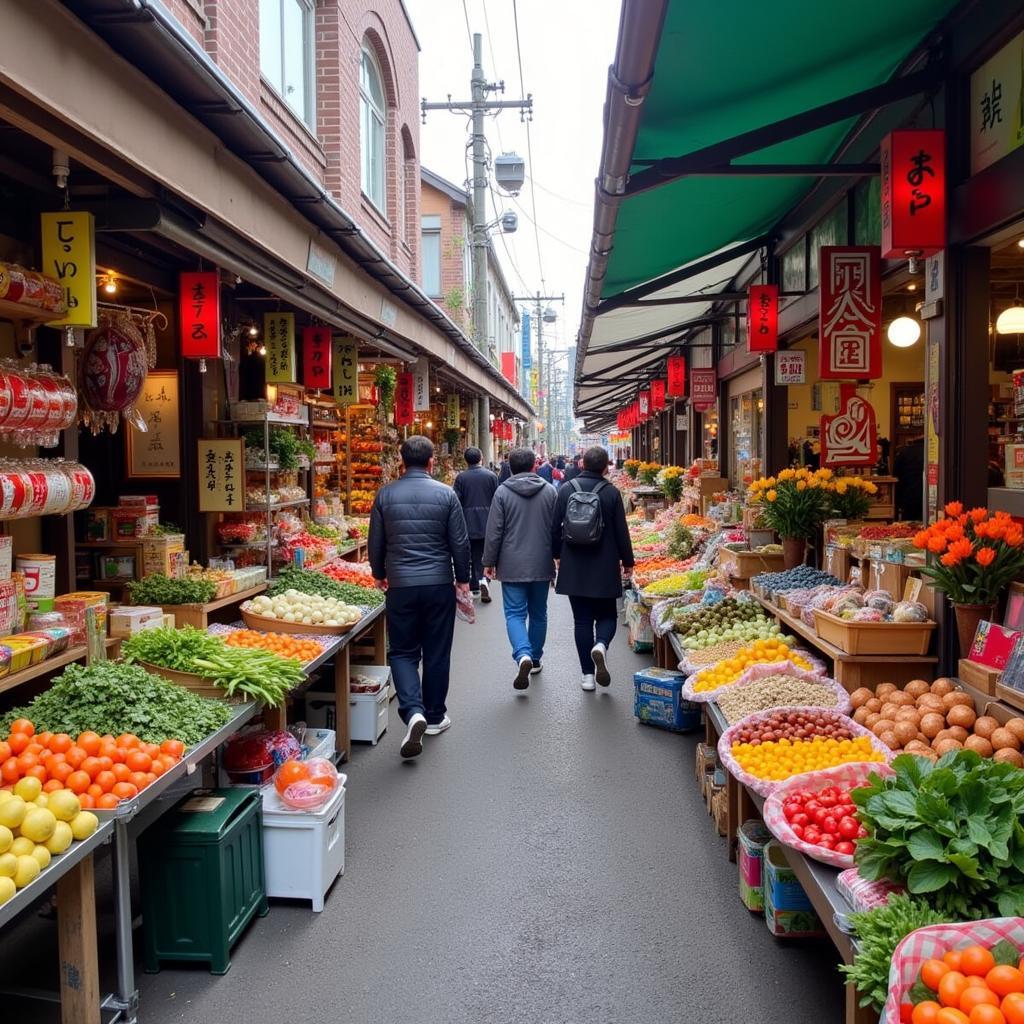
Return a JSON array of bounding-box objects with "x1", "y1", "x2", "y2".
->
[
  {"x1": 156, "y1": 583, "x2": 268, "y2": 630},
  {"x1": 338, "y1": 538, "x2": 368, "y2": 563},
  {"x1": 0, "y1": 638, "x2": 120, "y2": 699}
]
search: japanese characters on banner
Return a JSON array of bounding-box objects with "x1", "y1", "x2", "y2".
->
[
  {"x1": 667, "y1": 355, "x2": 686, "y2": 397},
  {"x1": 880, "y1": 130, "x2": 945, "y2": 259},
  {"x1": 638, "y1": 390, "x2": 651, "y2": 421},
  {"x1": 820, "y1": 384, "x2": 878, "y2": 467},
  {"x1": 264, "y1": 312, "x2": 296, "y2": 383},
  {"x1": 178, "y1": 272, "x2": 220, "y2": 362},
  {"x1": 746, "y1": 284, "x2": 778, "y2": 353},
  {"x1": 40, "y1": 212, "x2": 96, "y2": 328},
  {"x1": 332, "y1": 338, "x2": 358, "y2": 405},
  {"x1": 775, "y1": 350, "x2": 806, "y2": 385},
  {"x1": 395, "y1": 371, "x2": 414, "y2": 426},
  {"x1": 446, "y1": 393, "x2": 460, "y2": 429},
  {"x1": 197, "y1": 438, "x2": 243, "y2": 512},
  {"x1": 412, "y1": 356, "x2": 431, "y2": 411},
  {"x1": 127, "y1": 371, "x2": 180, "y2": 478},
  {"x1": 301, "y1": 326, "x2": 332, "y2": 391},
  {"x1": 970, "y1": 30, "x2": 1024, "y2": 174},
  {"x1": 651, "y1": 379, "x2": 666, "y2": 410},
  {"x1": 690, "y1": 368, "x2": 717, "y2": 411},
  {"x1": 819, "y1": 246, "x2": 882, "y2": 380}
]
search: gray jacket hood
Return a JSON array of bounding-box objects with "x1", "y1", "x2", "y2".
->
[{"x1": 503, "y1": 473, "x2": 549, "y2": 497}]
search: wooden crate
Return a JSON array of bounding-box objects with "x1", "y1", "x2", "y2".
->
[
  {"x1": 959, "y1": 657, "x2": 1001, "y2": 696},
  {"x1": 995, "y1": 681, "x2": 1024, "y2": 713},
  {"x1": 812, "y1": 610, "x2": 936, "y2": 655},
  {"x1": 719, "y1": 548, "x2": 786, "y2": 579}
]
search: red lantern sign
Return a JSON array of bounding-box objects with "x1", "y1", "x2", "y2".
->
[
  {"x1": 819, "y1": 246, "x2": 882, "y2": 380},
  {"x1": 690, "y1": 368, "x2": 717, "y2": 411},
  {"x1": 746, "y1": 284, "x2": 778, "y2": 353},
  {"x1": 820, "y1": 384, "x2": 878, "y2": 467},
  {"x1": 178, "y1": 272, "x2": 220, "y2": 363},
  {"x1": 638, "y1": 390, "x2": 651, "y2": 421},
  {"x1": 651, "y1": 379, "x2": 666, "y2": 410},
  {"x1": 667, "y1": 355, "x2": 686, "y2": 397},
  {"x1": 301, "y1": 326, "x2": 332, "y2": 390},
  {"x1": 881, "y1": 130, "x2": 945, "y2": 259},
  {"x1": 395, "y1": 371, "x2": 414, "y2": 426}
]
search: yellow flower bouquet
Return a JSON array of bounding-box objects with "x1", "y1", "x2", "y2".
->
[{"x1": 747, "y1": 467, "x2": 832, "y2": 541}]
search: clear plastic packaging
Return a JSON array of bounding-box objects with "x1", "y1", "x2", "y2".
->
[{"x1": 0, "y1": 363, "x2": 77, "y2": 447}]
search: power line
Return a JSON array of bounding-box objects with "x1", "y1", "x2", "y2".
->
[
  {"x1": 460, "y1": 0, "x2": 474, "y2": 58},
  {"x1": 528, "y1": 175, "x2": 591, "y2": 208},
  {"x1": 510, "y1": 195, "x2": 588, "y2": 255},
  {"x1": 480, "y1": 0, "x2": 505, "y2": 152}
]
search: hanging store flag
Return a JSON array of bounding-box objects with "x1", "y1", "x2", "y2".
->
[
  {"x1": 638, "y1": 390, "x2": 651, "y2": 421},
  {"x1": 690, "y1": 368, "x2": 717, "y2": 412},
  {"x1": 264, "y1": 312, "x2": 296, "y2": 383},
  {"x1": 446, "y1": 393, "x2": 460, "y2": 429},
  {"x1": 521, "y1": 312, "x2": 532, "y2": 371},
  {"x1": 880, "y1": 130, "x2": 945, "y2": 259},
  {"x1": 177, "y1": 271, "x2": 220, "y2": 363},
  {"x1": 394, "y1": 371, "x2": 414, "y2": 426},
  {"x1": 40, "y1": 211, "x2": 96, "y2": 328},
  {"x1": 197, "y1": 438, "x2": 243, "y2": 512},
  {"x1": 332, "y1": 338, "x2": 359, "y2": 405},
  {"x1": 819, "y1": 246, "x2": 882, "y2": 380},
  {"x1": 820, "y1": 384, "x2": 878, "y2": 467},
  {"x1": 746, "y1": 284, "x2": 779, "y2": 353},
  {"x1": 500, "y1": 351, "x2": 518, "y2": 386},
  {"x1": 651, "y1": 379, "x2": 666, "y2": 411},
  {"x1": 774, "y1": 350, "x2": 806, "y2": 385},
  {"x1": 412, "y1": 356, "x2": 430, "y2": 411},
  {"x1": 630, "y1": 401, "x2": 639, "y2": 427},
  {"x1": 667, "y1": 355, "x2": 687, "y2": 397},
  {"x1": 301, "y1": 326, "x2": 332, "y2": 390}
]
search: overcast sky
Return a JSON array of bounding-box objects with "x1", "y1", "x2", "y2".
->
[{"x1": 404, "y1": 0, "x2": 621, "y2": 355}]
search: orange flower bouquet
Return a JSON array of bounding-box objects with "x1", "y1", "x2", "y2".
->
[{"x1": 912, "y1": 502, "x2": 1024, "y2": 605}]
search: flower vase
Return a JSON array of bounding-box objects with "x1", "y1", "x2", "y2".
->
[
  {"x1": 952, "y1": 602, "x2": 995, "y2": 658},
  {"x1": 782, "y1": 538, "x2": 806, "y2": 569}
]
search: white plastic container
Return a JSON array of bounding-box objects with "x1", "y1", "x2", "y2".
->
[
  {"x1": 261, "y1": 776, "x2": 346, "y2": 912},
  {"x1": 350, "y1": 683, "x2": 388, "y2": 745},
  {"x1": 304, "y1": 728, "x2": 335, "y2": 761}
]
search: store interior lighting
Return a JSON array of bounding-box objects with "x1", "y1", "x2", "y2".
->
[
  {"x1": 257, "y1": 343, "x2": 267, "y2": 356},
  {"x1": 248, "y1": 324, "x2": 259, "y2": 337},
  {"x1": 887, "y1": 315, "x2": 922, "y2": 348},
  {"x1": 101, "y1": 274, "x2": 117, "y2": 295},
  {"x1": 996, "y1": 304, "x2": 1024, "y2": 335},
  {"x1": 1017, "y1": 238, "x2": 1024, "y2": 249}
]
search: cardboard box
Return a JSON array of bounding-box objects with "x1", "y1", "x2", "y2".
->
[
  {"x1": 54, "y1": 592, "x2": 109, "y2": 645},
  {"x1": 1005, "y1": 444, "x2": 1024, "y2": 490},
  {"x1": 823, "y1": 545, "x2": 851, "y2": 581},
  {"x1": 869, "y1": 559, "x2": 913, "y2": 598},
  {"x1": 142, "y1": 535, "x2": 186, "y2": 579},
  {"x1": 110, "y1": 508, "x2": 159, "y2": 540},
  {"x1": 738, "y1": 820, "x2": 771, "y2": 912},
  {"x1": 969, "y1": 621, "x2": 1022, "y2": 670},
  {"x1": 763, "y1": 841, "x2": 825, "y2": 938},
  {"x1": 109, "y1": 606, "x2": 164, "y2": 638}
]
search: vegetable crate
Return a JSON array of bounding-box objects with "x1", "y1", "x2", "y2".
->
[
  {"x1": 633, "y1": 668, "x2": 701, "y2": 732},
  {"x1": 738, "y1": 820, "x2": 771, "y2": 912},
  {"x1": 140, "y1": 788, "x2": 268, "y2": 974},
  {"x1": 763, "y1": 841, "x2": 824, "y2": 939},
  {"x1": 812, "y1": 609, "x2": 936, "y2": 655}
]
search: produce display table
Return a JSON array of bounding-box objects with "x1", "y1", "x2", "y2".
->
[
  {"x1": 338, "y1": 538, "x2": 368, "y2": 562},
  {"x1": 0, "y1": 637, "x2": 120, "y2": 697},
  {"x1": 156, "y1": 584, "x2": 268, "y2": 630}
]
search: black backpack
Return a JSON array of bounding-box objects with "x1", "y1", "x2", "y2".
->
[{"x1": 562, "y1": 479, "x2": 608, "y2": 546}]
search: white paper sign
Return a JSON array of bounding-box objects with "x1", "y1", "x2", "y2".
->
[
  {"x1": 413, "y1": 357, "x2": 431, "y2": 412},
  {"x1": 775, "y1": 350, "x2": 806, "y2": 385}
]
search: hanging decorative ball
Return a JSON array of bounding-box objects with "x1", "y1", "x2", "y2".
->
[{"x1": 78, "y1": 312, "x2": 149, "y2": 434}]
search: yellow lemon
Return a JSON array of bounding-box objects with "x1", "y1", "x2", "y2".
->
[
  {"x1": 0, "y1": 876, "x2": 14, "y2": 905},
  {"x1": 45, "y1": 821, "x2": 73, "y2": 856},
  {"x1": 0, "y1": 852, "x2": 16, "y2": 878},
  {"x1": 69, "y1": 811, "x2": 98, "y2": 842},
  {"x1": 13, "y1": 854, "x2": 39, "y2": 889},
  {"x1": 31, "y1": 845, "x2": 50, "y2": 870},
  {"x1": 13, "y1": 776, "x2": 41, "y2": 802},
  {"x1": 0, "y1": 796, "x2": 27, "y2": 830},
  {"x1": 45, "y1": 791, "x2": 80, "y2": 823},
  {"x1": 10, "y1": 837, "x2": 34, "y2": 858},
  {"x1": 20, "y1": 808, "x2": 56, "y2": 844},
  {"x1": 0, "y1": 825, "x2": 11, "y2": 854}
]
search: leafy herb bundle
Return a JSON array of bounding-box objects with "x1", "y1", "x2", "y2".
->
[{"x1": 128, "y1": 574, "x2": 218, "y2": 605}]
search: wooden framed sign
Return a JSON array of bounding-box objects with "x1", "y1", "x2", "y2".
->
[{"x1": 126, "y1": 370, "x2": 181, "y2": 478}]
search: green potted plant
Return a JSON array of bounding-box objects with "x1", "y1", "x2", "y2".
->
[{"x1": 747, "y1": 467, "x2": 831, "y2": 568}]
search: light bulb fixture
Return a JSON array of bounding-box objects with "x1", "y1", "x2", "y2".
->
[
  {"x1": 435, "y1": 386, "x2": 441, "y2": 393},
  {"x1": 257, "y1": 343, "x2": 267, "y2": 356},
  {"x1": 248, "y1": 324, "x2": 259, "y2": 338},
  {"x1": 907, "y1": 283, "x2": 917, "y2": 291},
  {"x1": 997, "y1": 305, "x2": 1024, "y2": 335},
  {"x1": 1017, "y1": 239, "x2": 1024, "y2": 249},
  {"x1": 101, "y1": 274, "x2": 118, "y2": 295},
  {"x1": 887, "y1": 316, "x2": 922, "y2": 348},
  {"x1": 426, "y1": 420, "x2": 433, "y2": 428}
]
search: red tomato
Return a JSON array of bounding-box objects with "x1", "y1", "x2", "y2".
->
[
  {"x1": 839, "y1": 817, "x2": 861, "y2": 840},
  {"x1": 791, "y1": 824, "x2": 805, "y2": 839},
  {"x1": 791, "y1": 812, "x2": 810, "y2": 828},
  {"x1": 835, "y1": 841, "x2": 856, "y2": 856},
  {"x1": 803, "y1": 826, "x2": 821, "y2": 844}
]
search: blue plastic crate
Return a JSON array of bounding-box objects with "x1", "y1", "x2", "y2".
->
[{"x1": 633, "y1": 668, "x2": 702, "y2": 732}]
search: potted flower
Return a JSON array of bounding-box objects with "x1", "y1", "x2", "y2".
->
[
  {"x1": 828, "y1": 474, "x2": 878, "y2": 520},
  {"x1": 912, "y1": 503, "x2": 1024, "y2": 655},
  {"x1": 656, "y1": 465, "x2": 684, "y2": 502},
  {"x1": 623, "y1": 459, "x2": 641, "y2": 479},
  {"x1": 748, "y1": 467, "x2": 832, "y2": 568},
  {"x1": 638, "y1": 462, "x2": 661, "y2": 485}
]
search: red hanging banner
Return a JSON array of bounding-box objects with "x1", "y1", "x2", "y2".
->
[
  {"x1": 301, "y1": 326, "x2": 332, "y2": 390},
  {"x1": 651, "y1": 379, "x2": 666, "y2": 410},
  {"x1": 880, "y1": 130, "x2": 945, "y2": 259},
  {"x1": 819, "y1": 246, "x2": 882, "y2": 380},
  {"x1": 746, "y1": 284, "x2": 779, "y2": 353},
  {"x1": 820, "y1": 384, "x2": 878, "y2": 467},
  {"x1": 667, "y1": 355, "x2": 687, "y2": 397},
  {"x1": 178, "y1": 272, "x2": 220, "y2": 361},
  {"x1": 395, "y1": 371, "x2": 414, "y2": 426},
  {"x1": 690, "y1": 368, "x2": 717, "y2": 411}
]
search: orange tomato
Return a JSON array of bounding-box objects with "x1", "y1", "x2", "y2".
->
[
  {"x1": 23, "y1": 742, "x2": 43, "y2": 756},
  {"x1": 86, "y1": 784, "x2": 103, "y2": 800},
  {"x1": 967, "y1": 979, "x2": 992, "y2": 990},
  {"x1": 968, "y1": 1006, "x2": 1007, "y2": 1024},
  {"x1": 914, "y1": 1003, "x2": 943, "y2": 1024},
  {"x1": 964, "y1": 949, "x2": 998, "y2": 979},
  {"x1": 125, "y1": 751, "x2": 151, "y2": 773},
  {"x1": 80, "y1": 757, "x2": 102, "y2": 780},
  {"x1": 94, "y1": 771, "x2": 116, "y2": 793},
  {"x1": 7, "y1": 733, "x2": 29, "y2": 756},
  {"x1": 941, "y1": 974, "x2": 971, "y2": 1009},
  {"x1": 95, "y1": 756, "x2": 112, "y2": 774},
  {"x1": 936, "y1": 1010, "x2": 970, "y2": 1024},
  {"x1": 142, "y1": 772, "x2": 156, "y2": 787},
  {"x1": 0, "y1": 758, "x2": 19, "y2": 783},
  {"x1": 1003, "y1": 993, "x2": 1024, "y2": 1024},
  {"x1": 962, "y1": 988, "x2": 1001, "y2": 1014},
  {"x1": 142, "y1": 743, "x2": 161, "y2": 759},
  {"x1": 25, "y1": 765, "x2": 47, "y2": 783},
  {"x1": 988, "y1": 968, "x2": 1024, "y2": 999},
  {"x1": 160, "y1": 739, "x2": 185, "y2": 759},
  {"x1": 96, "y1": 793, "x2": 120, "y2": 809},
  {"x1": 51, "y1": 762, "x2": 73, "y2": 784},
  {"x1": 42, "y1": 779, "x2": 63, "y2": 793},
  {"x1": 156, "y1": 754, "x2": 177, "y2": 772},
  {"x1": 0, "y1": 742, "x2": 9, "y2": 764},
  {"x1": 48, "y1": 733, "x2": 72, "y2": 754},
  {"x1": 98, "y1": 734, "x2": 114, "y2": 746},
  {"x1": 78, "y1": 793, "x2": 94, "y2": 809},
  {"x1": 150, "y1": 759, "x2": 166, "y2": 778},
  {"x1": 64, "y1": 746, "x2": 87, "y2": 769},
  {"x1": 102, "y1": 745, "x2": 126, "y2": 765},
  {"x1": 116, "y1": 734, "x2": 140, "y2": 750},
  {"x1": 111, "y1": 782, "x2": 138, "y2": 801},
  {"x1": 76, "y1": 732, "x2": 100, "y2": 756},
  {"x1": 15, "y1": 752, "x2": 38, "y2": 773},
  {"x1": 43, "y1": 753, "x2": 65, "y2": 772},
  {"x1": 9, "y1": 719, "x2": 34, "y2": 736},
  {"x1": 65, "y1": 770, "x2": 90, "y2": 794},
  {"x1": 112, "y1": 763, "x2": 131, "y2": 782},
  {"x1": 35, "y1": 732, "x2": 53, "y2": 750},
  {"x1": 128, "y1": 772, "x2": 149, "y2": 792}
]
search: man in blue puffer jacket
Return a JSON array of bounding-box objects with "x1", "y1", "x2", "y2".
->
[{"x1": 369, "y1": 436, "x2": 471, "y2": 759}]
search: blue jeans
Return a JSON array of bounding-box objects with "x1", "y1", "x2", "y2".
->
[{"x1": 500, "y1": 581, "x2": 550, "y2": 663}]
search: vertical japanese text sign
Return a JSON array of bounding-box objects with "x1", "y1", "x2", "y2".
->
[
  {"x1": 881, "y1": 130, "x2": 945, "y2": 259},
  {"x1": 395, "y1": 372, "x2": 414, "y2": 426},
  {"x1": 651, "y1": 379, "x2": 666, "y2": 410},
  {"x1": 332, "y1": 338, "x2": 358, "y2": 405},
  {"x1": 746, "y1": 284, "x2": 778, "y2": 353},
  {"x1": 667, "y1": 355, "x2": 686, "y2": 397},
  {"x1": 197, "y1": 438, "x2": 244, "y2": 512},
  {"x1": 638, "y1": 390, "x2": 651, "y2": 421},
  {"x1": 301, "y1": 326, "x2": 332, "y2": 391},
  {"x1": 412, "y1": 356, "x2": 430, "y2": 411},
  {"x1": 40, "y1": 212, "x2": 96, "y2": 327},
  {"x1": 178, "y1": 272, "x2": 220, "y2": 361},
  {"x1": 263, "y1": 312, "x2": 296, "y2": 383},
  {"x1": 818, "y1": 246, "x2": 882, "y2": 380},
  {"x1": 446, "y1": 394, "x2": 460, "y2": 429},
  {"x1": 691, "y1": 369, "x2": 717, "y2": 411}
]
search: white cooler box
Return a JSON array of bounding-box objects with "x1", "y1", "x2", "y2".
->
[
  {"x1": 261, "y1": 776, "x2": 346, "y2": 912},
  {"x1": 306, "y1": 665, "x2": 390, "y2": 745}
]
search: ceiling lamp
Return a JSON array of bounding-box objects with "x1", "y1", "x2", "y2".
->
[
  {"x1": 887, "y1": 316, "x2": 921, "y2": 348},
  {"x1": 996, "y1": 305, "x2": 1024, "y2": 335}
]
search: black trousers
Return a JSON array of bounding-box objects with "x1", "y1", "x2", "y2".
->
[
  {"x1": 568, "y1": 595, "x2": 618, "y2": 674},
  {"x1": 385, "y1": 584, "x2": 456, "y2": 725},
  {"x1": 469, "y1": 537, "x2": 485, "y2": 590}
]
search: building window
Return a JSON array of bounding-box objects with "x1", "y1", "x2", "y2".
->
[
  {"x1": 360, "y1": 44, "x2": 387, "y2": 211},
  {"x1": 259, "y1": 0, "x2": 315, "y2": 128},
  {"x1": 421, "y1": 215, "x2": 441, "y2": 296}
]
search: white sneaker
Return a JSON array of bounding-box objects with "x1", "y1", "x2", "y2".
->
[
  {"x1": 529, "y1": 661, "x2": 542, "y2": 675},
  {"x1": 480, "y1": 579, "x2": 492, "y2": 603},
  {"x1": 514, "y1": 655, "x2": 532, "y2": 690},
  {"x1": 591, "y1": 643, "x2": 611, "y2": 687},
  {"x1": 470, "y1": 590, "x2": 481, "y2": 599},
  {"x1": 425, "y1": 714, "x2": 451, "y2": 736},
  {"x1": 400, "y1": 713, "x2": 427, "y2": 758},
  {"x1": 581, "y1": 674, "x2": 596, "y2": 691}
]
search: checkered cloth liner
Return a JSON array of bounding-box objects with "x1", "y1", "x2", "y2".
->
[
  {"x1": 836, "y1": 868, "x2": 905, "y2": 912},
  {"x1": 683, "y1": 659, "x2": 848, "y2": 710},
  {"x1": 716, "y1": 707, "x2": 895, "y2": 798},
  {"x1": 762, "y1": 761, "x2": 895, "y2": 869},
  {"x1": 882, "y1": 919, "x2": 1024, "y2": 1023},
  {"x1": 681, "y1": 652, "x2": 828, "y2": 703}
]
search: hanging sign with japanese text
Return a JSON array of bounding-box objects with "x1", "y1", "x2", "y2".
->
[
  {"x1": 774, "y1": 350, "x2": 806, "y2": 385},
  {"x1": 970, "y1": 30, "x2": 1024, "y2": 174},
  {"x1": 301, "y1": 326, "x2": 332, "y2": 391},
  {"x1": 198, "y1": 438, "x2": 243, "y2": 512},
  {"x1": 412, "y1": 356, "x2": 430, "y2": 411},
  {"x1": 690, "y1": 368, "x2": 717, "y2": 411},
  {"x1": 395, "y1": 372, "x2": 414, "y2": 426},
  {"x1": 819, "y1": 246, "x2": 882, "y2": 380},
  {"x1": 263, "y1": 313, "x2": 296, "y2": 383},
  {"x1": 332, "y1": 338, "x2": 358, "y2": 405},
  {"x1": 820, "y1": 384, "x2": 877, "y2": 467},
  {"x1": 126, "y1": 370, "x2": 180, "y2": 478},
  {"x1": 40, "y1": 212, "x2": 96, "y2": 328},
  {"x1": 178, "y1": 272, "x2": 220, "y2": 361},
  {"x1": 446, "y1": 393, "x2": 460, "y2": 429},
  {"x1": 667, "y1": 355, "x2": 687, "y2": 397},
  {"x1": 746, "y1": 284, "x2": 779, "y2": 353},
  {"x1": 521, "y1": 312, "x2": 532, "y2": 370},
  {"x1": 638, "y1": 390, "x2": 651, "y2": 421},
  {"x1": 881, "y1": 130, "x2": 945, "y2": 259},
  {"x1": 651, "y1": 379, "x2": 666, "y2": 411}
]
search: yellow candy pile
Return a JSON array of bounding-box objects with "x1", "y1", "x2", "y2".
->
[
  {"x1": 690, "y1": 639, "x2": 812, "y2": 693},
  {"x1": 730, "y1": 735, "x2": 885, "y2": 781}
]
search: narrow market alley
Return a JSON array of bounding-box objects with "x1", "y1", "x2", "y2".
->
[{"x1": 132, "y1": 591, "x2": 843, "y2": 1024}]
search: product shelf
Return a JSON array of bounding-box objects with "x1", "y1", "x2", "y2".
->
[{"x1": 0, "y1": 638, "x2": 120, "y2": 697}]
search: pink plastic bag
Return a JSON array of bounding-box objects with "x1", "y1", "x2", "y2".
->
[
  {"x1": 762, "y1": 761, "x2": 894, "y2": 869},
  {"x1": 456, "y1": 586, "x2": 475, "y2": 623},
  {"x1": 681, "y1": 652, "x2": 827, "y2": 703},
  {"x1": 716, "y1": 706, "x2": 894, "y2": 797},
  {"x1": 836, "y1": 868, "x2": 904, "y2": 912}
]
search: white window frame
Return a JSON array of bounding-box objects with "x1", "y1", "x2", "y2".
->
[
  {"x1": 360, "y1": 44, "x2": 387, "y2": 213},
  {"x1": 421, "y1": 215, "x2": 442, "y2": 297},
  {"x1": 258, "y1": 0, "x2": 316, "y2": 130}
]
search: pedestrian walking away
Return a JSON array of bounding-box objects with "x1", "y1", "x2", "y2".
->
[
  {"x1": 497, "y1": 454, "x2": 511, "y2": 483},
  {"x1": 482, "y1": 446, "x2": 558, "y2": 691},
  {"x1": 551, "y1": 445, "x2": 635, "y2": 691},
  {"x1": 563, "y1": 454, "x2": 582, "y2": 483},
  {"x1": 368, "y1": 435, "x2": 472, "y2": 758},
  {"x1": 537, "y1": 455, "x2": 554, "y2": 484},
  {"x1": 452, "y1": 446, "x2": 498, "y2": 602}
]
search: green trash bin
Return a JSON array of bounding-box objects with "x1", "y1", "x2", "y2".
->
[{"x1": 140, "y1": 788, "x2": 269, "y2": 975}]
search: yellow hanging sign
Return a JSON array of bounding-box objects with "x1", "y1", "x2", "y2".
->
[
  {"x1": 40, "y1": 211, "x2": 96, "y2": 328},
  {"x1": 332, "y1": 339, "x2": 359, "y2": 405},
  {"x1": 446, "y1": 393, "x2": 460, "y2": 429},
  {"x1": 197, "y1": 438, "x2": 244, "y2": 512},
  {"x1": 263, "y1": 312, "x2": 296, "y2": 383}
]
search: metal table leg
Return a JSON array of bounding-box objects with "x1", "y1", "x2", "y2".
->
[{"x1": 110, "y1": 819, "x2": 138, "y2": 1024}]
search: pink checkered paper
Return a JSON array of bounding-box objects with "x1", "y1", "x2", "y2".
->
[{"x1": 681, "y1": 653, "x2": 828, "y2": 703}]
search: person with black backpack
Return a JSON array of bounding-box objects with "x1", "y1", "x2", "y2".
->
[{"x1": 551, "y1": 446, "x2": 635, "y2": 691}]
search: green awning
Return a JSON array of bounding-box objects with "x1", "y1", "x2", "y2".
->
[{"x1": 602, "y1": 0, "x2": 961, "y2": 301}]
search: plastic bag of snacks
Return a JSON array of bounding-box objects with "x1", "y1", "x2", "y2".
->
[
  {"x1": 274, "y1": 757, "x2": 339, "y2": 809},
  {"x1": 836, "y1": 868, "x2": 904, "y2": 912}
]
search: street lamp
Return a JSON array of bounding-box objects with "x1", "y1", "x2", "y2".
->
[{"x1": 542, "y1": 305, "x2": 557, "y2": 324}]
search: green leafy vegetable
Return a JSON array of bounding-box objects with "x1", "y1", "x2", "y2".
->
[
  {"x1": 269, "y1": 567, "x2": 383, "y2": 607},
  {"x1": 128, "y1": 574, "x2": 218, "y2": 605},
  {"x1": 243, "y1": 426, "x2": 314, "y2": 469}
]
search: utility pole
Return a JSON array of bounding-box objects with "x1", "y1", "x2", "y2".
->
[{"x1": 513, "y1": 291, "x2": 563, "y2": 453}]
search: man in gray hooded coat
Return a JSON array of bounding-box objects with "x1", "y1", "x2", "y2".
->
[{"x1": 482, "y1": 447, "x2": 557, "y2": 692}]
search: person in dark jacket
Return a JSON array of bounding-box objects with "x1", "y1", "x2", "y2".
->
[
  {"x1": 482, "y1": 447, "x2": 558, "y2": 690},
  {"x1": 893, "y1": 437, "x2": 924, "y2": 521},
  {"x1": 369, "y1": 435, "x2": 471, "y2": 758},
  {"x1": 551, "y1": 446, "x2": 635, "y2": 691},
  {"x1": 498, "y1": 455, "x2": 511, "y2": 483},
  {"x1": 537, "y1": 456, "x2": 554, "y2": 484},
  {"x1": 563, "y1": 455, "x2": 582, "y2": 483},
  {"x1": 453, "y1": 447, "x2": 498, "y2": 602}
]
